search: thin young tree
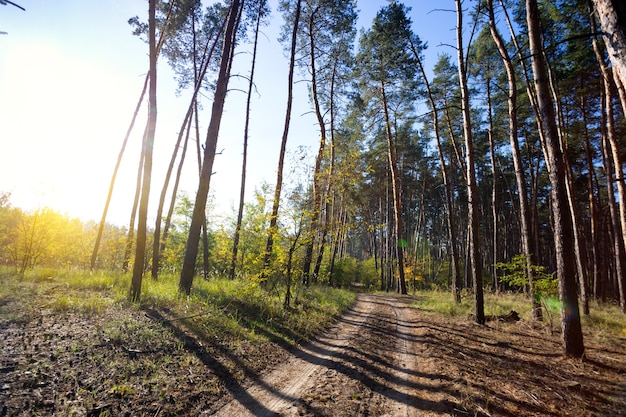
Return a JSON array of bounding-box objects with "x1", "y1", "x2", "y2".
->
[
  {"x1": 297, "y1": 0, "x2": 357, "y2": 285},
  {"x1": 487, "y1": 0, "x2": 542, "y2": 319},
  {"x1": 262, "y1": 0, "x2": 302, "y2": 276},
  {"x1": 526, "y1": 0, "x2": 584, "y2": 357},
  {"x1": 122, "y1": 127, "x2": 147, "y2": 272},
  {"x1": 179, "y1": 0, "x2": 242, "y2": 294},
  {"x1": 130, "y1": 0, "x2": 158, "y2": 302},
  {"x1": 455, "y1": 0, "x2": 484, "y2": 324},
  {"x1": 230, "y1": 0, "x2": 269, "y2": 280},
  {"x1": 91, "y1": 2, "x2": 175, "y2": 270},
  {"x1": 412, "y1": 46, "x2": 462, "y2": 304}
]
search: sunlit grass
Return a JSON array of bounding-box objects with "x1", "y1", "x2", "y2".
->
[
  {"x1": 0, "y1": 266, "x2": 356, "y2": 348},
  {"x1": 411, "y1": 288, "x2": 626, "y2": 338},
  {"x1": 582, "y1": 300, "x2": 626, "y2": 343},
  {"x1": 413, "y1": 289, "x2": 542, "y2": 319}
]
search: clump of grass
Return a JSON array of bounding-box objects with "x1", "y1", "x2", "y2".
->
[
  {"x1": 49, "y1": 293, "x2": 113, "y2": 314},
  {"x1": 413, "y1": 289, "x2": 534, "y2": 319},
  {"x1": 582, "y1": 301, "x2": 626, "y2": 341},
  {"x1": 412, "y1": 289, "x2": 473, "y2": 317}
]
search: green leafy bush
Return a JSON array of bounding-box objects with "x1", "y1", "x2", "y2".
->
[{"x1": 494, "y1": 254, "x2": 557, "y2": 296}]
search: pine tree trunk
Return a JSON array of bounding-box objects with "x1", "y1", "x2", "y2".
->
[
  {"x1": 230, "y1": 1, "x2": 264, "y2": 280},
  {"x1": 380, "y1": 82, "x2": 407, "y2": 295},
  {"x1": 456, "y1": 0, "x2": 484, "y2": 324},
  {"x1": 492, "y1": 0, "x2": 542, "y2": 320},
  {"x1": 526, "y1": 0, "x2": 584, "y2": 356},
  {"x1": 122, "y1": 129, "x2": 146, "y2": 272},
  {"x1": 486, "y1": 76, "x2": 499, "y2": 294},
  {"x1": 262, "y1": 0, "x2": 302, "y2": 280},
  {"x1": 591, "y1": 2, "x2": 626, "y2": 311},
  {"x1": 413, "y1": 46, "x2": 461, "y2": 304},
  {"x1": 313, "y1": 58, "x2": 339, "y2": 280},
  {"x1": 302, "y1": 6, "x2": 328, "y2": 285},
  {"x1": 129, "y1": 0, "x2": 157, "y2": 302},
  {"x1": 179, "y1": 0, "x2": 242, "y2": 294}
]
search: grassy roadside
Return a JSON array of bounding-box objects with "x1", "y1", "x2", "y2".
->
[
  {"x1": 0, "y1": 267, "x2": 356, "y2": 345},
  {"x1": 0, "y1": 267, "x2": 356, "y2": 416},
  {"x1": 410, "y1": 288, "x2": 626, "y2": 340}
]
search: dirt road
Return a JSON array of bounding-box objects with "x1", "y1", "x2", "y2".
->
[{"x1": 208, "y1": 294, "x2": 456, "y2": 416}]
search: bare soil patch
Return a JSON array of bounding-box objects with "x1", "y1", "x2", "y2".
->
[{"x1": 1, "y1": 292, "x2": 625, "y2": 416}]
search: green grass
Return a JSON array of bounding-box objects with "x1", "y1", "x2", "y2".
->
[
  {"x1": 411, "y1": 288, "x2": 626, "y2": 339},
  {"x1": 0, "y1": 266, "x2": 356, "y2": 347},
  {"x1": 6, "y1": 266, "x2": 624, "y2": 344}
]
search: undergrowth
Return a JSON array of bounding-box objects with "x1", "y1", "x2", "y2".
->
[
  {"x1": 0, "y1": 266, "x2": 356, "y2": 347},
  {"x1": 411, "y1": 288, "x2": 626, "y2": 339}
]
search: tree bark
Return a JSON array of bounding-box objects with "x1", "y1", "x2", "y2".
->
[
  {"x1": 262, "y1": 0, "x2": 302, "y2": 277},
  {"x1": 380, "y1": 82, "x2": 407, "y2": 295},
  {"x1": 488, "y1": 0, "x2": 542, "y2": 319},
  {"x1": 413, "y1": 43, "x2": 461, "y2": 304},
  {"x1": 230, "y1": 0, "x2": 264, "y2": 280},
  {"x1": 179, "y1": 0, "x2": 242, "y2": 294},
  {"x1": 455, "y1": 0, "x2": 484, "y2": 324},
  {"x1": 130, "y1": 0, "x2": 158, "y2": 302},
  {"x1": 526, "y1": 0, "x2": 584, "y2": 356},
  {"x1": 592, "y1": 0, "x2": 626, "y2": 111}
]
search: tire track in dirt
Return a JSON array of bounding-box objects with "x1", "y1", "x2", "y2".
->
[
  {"x1": 208, "y1": 294, "x2": 456, "y2": 416},
  {"x1": 375, "y1": 295, "x2": 454, "y2": 417},
  {"x1": 378, "y1": 294, "x2": 415, "y2": 416},
  {"x1": 208, "y1": 294, "x2": 375, "y2": 416}
]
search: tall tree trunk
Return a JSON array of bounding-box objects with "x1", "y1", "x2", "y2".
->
[
  {"x1": 544, "y1": 52, "x2": 590, "y2": 316},
  {"x1": 262, "y1": 0, "x2": 302, "y2": 277},
  {"x1": 413, "y1": 43, "x2": 461, "y2": 304},
  {"x1": 488, "y1": 0, "x2": 542, "y2": 318},
  {"x1": 312, "y1": 56, "x2": 339, "y2": 280},
  {"x1": 90, "y1": 2, "x2": 174, "y2": 270},
  {"x1": 380, "y1": 82, "x2": 407, "y2": 295},
  {"x1": 455, "y1": 0, "x2": 484, "y2": 324},
  {"x1": 302, "y1": 5, "x2": 327, "y2": 285},
  {"x1": 601, "y1": 121, "x2": 626, "y2": 311},
  {"x1": 526, "y1": 0, "x2": 584, "y2": 357},
  {"x1": 591, "y1": 6, "x2": 626, "y2": 310},
  {"x1": 152, "y1": 102, "x2": 195, "y2": 279},
  {"x1": 592, "y1": 1, "x2": 626, "y2": 301},
  {"x1": 486, "y1": 74, "x2": 499, "y2": 294},
  {"x1": 179, "y1": 0, "x2": 242, "y2": 294},
  {"x1": 129, "y1": 0, "x2": 158, "y2": 302},
  {"x1": 229, "y1": 1, "x2": 264, "y2": 280},
  {"x1": 581, "y1": 94, "x2": 600, "y2": 307},
  {"x1": 159, "y1": 111, "x2": 192, "y2": 265}
]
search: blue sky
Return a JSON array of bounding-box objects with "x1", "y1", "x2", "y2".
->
[{"x1": 0, "y1": 1, "x2": 463, "y2": 226}]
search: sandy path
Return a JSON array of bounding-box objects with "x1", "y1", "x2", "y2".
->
[{"x1": 208, "y1": 293, "x2": 455, "y2": 416}]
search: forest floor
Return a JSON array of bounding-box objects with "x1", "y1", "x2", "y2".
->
[{"x1": 1, "y1": 288, "x2": 626, "y2": 416}]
